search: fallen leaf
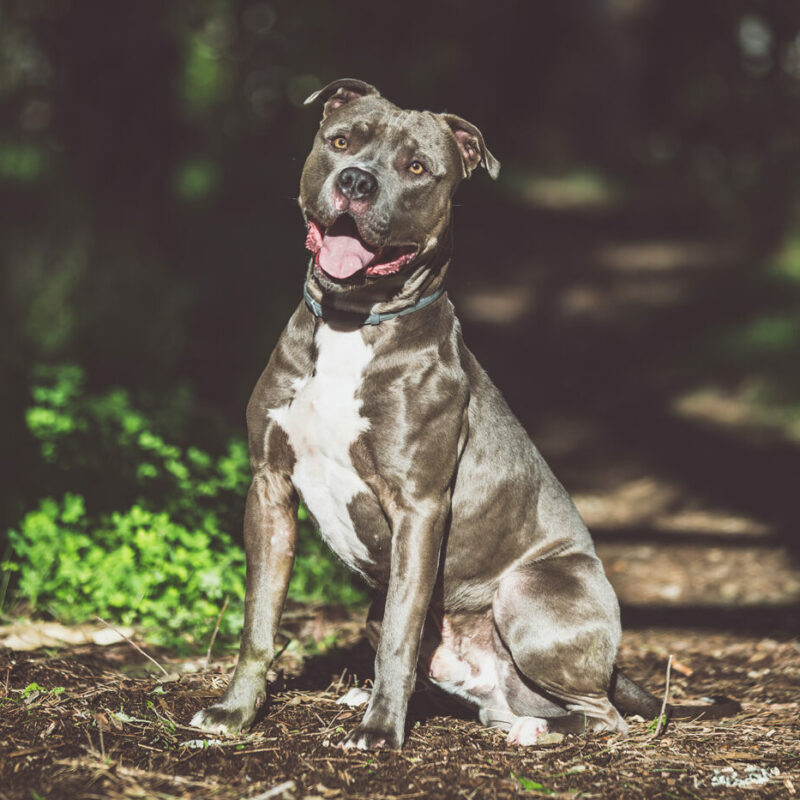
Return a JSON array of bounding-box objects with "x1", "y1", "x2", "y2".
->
[{"x1": 93, "y1": 712, "x2": 110, "y2": 731}]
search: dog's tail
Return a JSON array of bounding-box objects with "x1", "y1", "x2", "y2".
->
[{"x1": 611, "y1": 668, "x2": 741, "y2": 722}]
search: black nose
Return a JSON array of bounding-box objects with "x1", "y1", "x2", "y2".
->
[{"x1": 336, "y1": 167, "x2": 377, "y2": 200}]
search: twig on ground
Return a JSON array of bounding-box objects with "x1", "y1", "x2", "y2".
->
[
  {"x1": 203, "y1": 595, "x2": 229, "y2": 671},
  {"x1": 95, "y1": 616, "x2": 168, "y2": 676},
  {"x1": 55, "y1": 758, "x2": 222, "y2": 790},
  {"x1": 249, "y1": 780, "x2": 296, "y2": 800},
  {"x1": 329, "y1": 666, "x2": 348, "y2": 693},
  {"x1": 271, "y1": 636, "x2": 292, "y2": 667},
  {"x1": 653, "y1": 654, "x2": 673, "y2": 738},
  {"x1": 98, "y1": 721, "x2": 105, "y2": 762}
]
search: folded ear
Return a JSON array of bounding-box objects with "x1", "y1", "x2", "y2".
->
[
  {"x1": 304, "y1": 78, "x2": 381, "y2": 120},
  {"x1": 440, "y1": 114, "x2": 500, "y2": 180}
]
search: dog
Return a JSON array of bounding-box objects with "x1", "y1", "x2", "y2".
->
[{"x1": 191, "y1": 78, "x2": 738, "y2": 749}]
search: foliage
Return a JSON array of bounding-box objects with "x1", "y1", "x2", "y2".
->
[
  {"x1": 3, "y1": 365, "x2": 366, "y2": 647},
  {"x1": 7, "y1": 493, "x2": 246, "y2": 645},
  {"x1": 511, "y1": 772, "x2": 553, "y2": 794}
]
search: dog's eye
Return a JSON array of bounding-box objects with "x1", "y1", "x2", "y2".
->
[
  {"x1": 409, "y1": 160, "x2": 425, "y2": 175},
  {"x1": 331, "y1": 136, "x2": 348, "y2": 151}
]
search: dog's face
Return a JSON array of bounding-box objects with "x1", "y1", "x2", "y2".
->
[{"x1": 299, "y1": 79, "x2": 499, "y2": 294}]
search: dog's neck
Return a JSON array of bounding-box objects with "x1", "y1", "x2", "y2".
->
[
  {"x1": 303, "y1": 282, "x2": 445, "y2": 327},
  {"x1": 303, "y1": 229, "x2": 452, "y2": 325}
]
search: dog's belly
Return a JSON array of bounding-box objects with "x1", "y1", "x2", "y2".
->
[{"x1": 270, "y1": 322, "x2": 377, "y2": 577}]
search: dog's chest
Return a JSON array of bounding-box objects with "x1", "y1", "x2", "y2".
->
[{"x1": 270, "y1": 323, "x2": 375, "y2": 574}]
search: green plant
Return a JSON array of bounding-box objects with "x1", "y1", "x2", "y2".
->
[
  {"x1": 511, "y1": 772, "x2": 553, "y2": 794},
  {"x1": 4, "y1": 364, "x2": 366, "y2": 648},
  {"x1": 648, "y1": 714, "x2": 668, "y2": 733},
  {"x1": 8, "y1": 494, "x2": 246, "y2": 644},
  {"x1": 20, "y1": 682, "x2": 46, "y2": 700}
]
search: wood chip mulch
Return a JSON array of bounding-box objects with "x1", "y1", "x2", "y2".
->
[{"x1": 1, "y1": 620, "x2": 798, "y2": 800}]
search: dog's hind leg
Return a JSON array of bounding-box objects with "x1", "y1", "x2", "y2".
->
[{"x1": 492, "y1": 552, "x2": 627, "y2": 743}]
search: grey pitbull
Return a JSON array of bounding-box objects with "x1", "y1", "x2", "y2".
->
[{"x1": 191, "y1": 79, "x2": 738, "y2": 749}]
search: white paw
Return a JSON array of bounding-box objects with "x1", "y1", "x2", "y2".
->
[
  {"x1": 190, "y1": 709, "x2": 225, "y2": 733},
  {"x1": 336, "y1": 687, "x2": 372, "y2": 708},
  {"x1": 190, "y1": 706, "x2": 247, "y2": 735},
  {"x1": 507, "y1": 716, "x2": 549, "y2": 746}
]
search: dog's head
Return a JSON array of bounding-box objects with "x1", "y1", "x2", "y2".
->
[{"x1": 299, "y1": 79, "x2": 499, "y2": 297}]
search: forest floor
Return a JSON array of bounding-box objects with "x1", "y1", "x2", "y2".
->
[{"x1": 1, "y1": 607, "x2": 799, "y2": 800}]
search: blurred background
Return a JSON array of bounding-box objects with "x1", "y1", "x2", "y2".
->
[{"x1": 1, "y1": 0, "x2": 799, "y2": 646}]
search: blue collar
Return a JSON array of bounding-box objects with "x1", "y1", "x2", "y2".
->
[{"x1": 303, "y1": 284, "x2": 445, "y2": 326}]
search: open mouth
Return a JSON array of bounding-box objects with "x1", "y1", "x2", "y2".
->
[{"x1": 305, "y1": 216, "x2": 417, "y2": 280}]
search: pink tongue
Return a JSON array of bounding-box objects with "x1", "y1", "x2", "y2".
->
[{"x1": 319, "y1": 233, "x2": 376, "y2": 279}]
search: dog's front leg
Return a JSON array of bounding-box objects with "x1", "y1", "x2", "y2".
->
[
  {"x1": 342, "y1": 497, "x2": 448, "y2": 750},
  {"x1": 191, "y1": 470, "x2": 297, "y2": 734}
]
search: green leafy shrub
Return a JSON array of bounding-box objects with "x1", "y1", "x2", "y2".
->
[
  {"x1": 8, "y1": 495, "x2": 246, "y2": 644},
  {"x1": 3, "y1": 365, "x2": 366, "y2": 647}
]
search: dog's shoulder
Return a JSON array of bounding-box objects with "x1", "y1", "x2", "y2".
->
[{"x1": 245, "y1": 301, "x2": 316, "y2": 465}]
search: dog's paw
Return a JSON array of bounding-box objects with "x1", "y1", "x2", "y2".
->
[
  {"x1": 190, "y1": 704, "x2": 254, "y2": 735},
  {"x1": 336, "y1": 687, "x2": 372, "y2": 708},
  {"x1": 340, "y1": 723, "x2": 402, "y2": 751},
  {"x1": 507, "y1": 716, "x2": 549, "y2": 746}
]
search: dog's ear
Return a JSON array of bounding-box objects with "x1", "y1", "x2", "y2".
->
[
  {"x1": 440, "y1": 114, "x2": 500, "y2": 180},
  {"x1": 304, "y1": 78, "x2": 380, "y2": 120}
]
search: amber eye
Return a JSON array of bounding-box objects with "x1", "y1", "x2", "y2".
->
[
  {"x1": 332, "y1": 136, "x2": 348, "y2": 150},
  {"x1": 409, "y1": 160, "x2": 425, "y2": 175}
]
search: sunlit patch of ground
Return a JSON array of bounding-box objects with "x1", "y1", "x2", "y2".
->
[
  {"x1": 575, "y1": 476, "x2": 772, "y2": 536},
  {"x1": 673, "y1": 382, "x2": 800, "y2": 445},
  {"x1": 595, "y1": 240, "x2": 735, "y2": 273},
  {"x1": 602, "y1": 542, "x2": 800, "y2": 606}
]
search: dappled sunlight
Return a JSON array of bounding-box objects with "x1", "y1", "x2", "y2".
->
[
  {"x1": 771, "y1": 230, "x2": 800, "y2": 283},
  {"x1": 457, "y1": 283, "x2": 534, "y2": 325},
  {"x1": 0, "y1": 620, "x2": 133, "y2": 651},
  {"x1": 672, "y1": 383, "x2": 800, "y2": 446},
  {"x1": 596, "y1": 240, "x2": 734, "y2": 273},
  {"x1": 603, "y1": 541, "x2": 800, "y2": 608},
  {"x1": 574, "y1": 477, "x2": 772, "y2": 539},
  {"x1": 508, "y1": 168, "x2": 620, "y2": 211}
]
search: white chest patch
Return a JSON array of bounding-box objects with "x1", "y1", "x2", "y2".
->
[{"x1": 269, "y1": 323, "x2": 373, "y2": 574}]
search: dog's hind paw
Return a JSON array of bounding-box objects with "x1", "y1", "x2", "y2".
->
[
  {"x1": 507, "y1": 716, "x2": 549, "y2": 746},
  {"x1": 190, "y1": 704, "x2": 253, "y2": 735},
  {"x1": 336, "y1": 687, "x2": 372, "y2": 707}
]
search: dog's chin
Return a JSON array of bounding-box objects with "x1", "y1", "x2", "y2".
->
[
  {"x1": 304, "y1": 216, "x2": 418, "y2": 292},
  {"x1": 310, "y1": 261, "x2": 368, "y2": 293}
]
